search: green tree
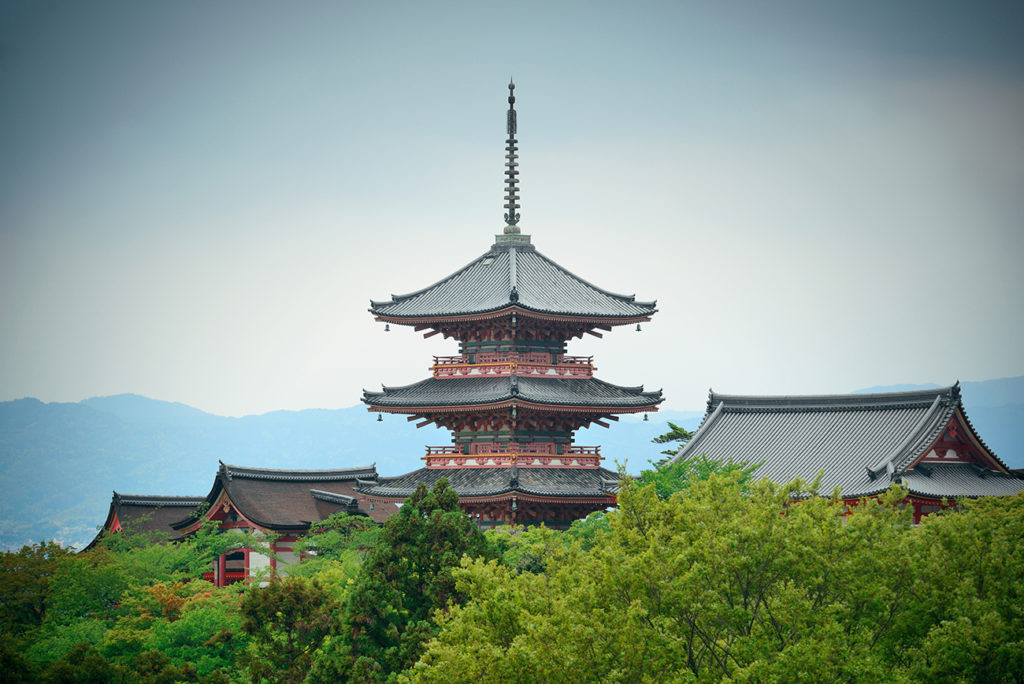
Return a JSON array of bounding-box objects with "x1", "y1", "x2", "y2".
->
[
  {"x1": 240, "y1": 576, "x2": 340, "y2": 683},
  {"x1": 290, "y1": 511, "x2": 381, "y2": 590},
  {"x1": 312, "y1": 479, "x2": 493, "y2": 681},
  {"x1": 0, "y1": 541, "x2": 73, "y2": 633},
  {"x1": 651, "y1": 420, "x2": 694, "y2": 457},
  {"x1": 40, "y1": 642, "x2": 127, "y2": 684},
  {"x1": 402, "y1": 473, "x2": 929, "y2": 682},
  {"x1": 638, "y1": 453, "x2": 761, "y2": 500},
  {"x1": 899, "y1": 493, "x2": 1024, "y2": 681}
]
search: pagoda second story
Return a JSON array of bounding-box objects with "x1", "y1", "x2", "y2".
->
[{"x1": 358, "y1": 83, "x2": 662, "y2": 527}]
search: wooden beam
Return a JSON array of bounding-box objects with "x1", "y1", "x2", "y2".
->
[
  {"x1": 584, "y1": 330, "x2": 603, "y2": 338},
  {"x1": 423, "y1": 330, "x2": 441, "y2": 338},
  {"x1": 415, "y1": 419, "x2": 433, "y2": 429},
  {"x1": 593, "y1": 419, "x2": 610, "y2": 428}
]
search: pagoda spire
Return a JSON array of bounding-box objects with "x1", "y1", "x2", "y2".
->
[{"x1": 503, "y1": 80, "x2": 521, "y2": 233}]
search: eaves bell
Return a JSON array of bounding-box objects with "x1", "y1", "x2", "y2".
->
[{"x1": 377, "y1": 414, "x2": 383, "y2": 422}]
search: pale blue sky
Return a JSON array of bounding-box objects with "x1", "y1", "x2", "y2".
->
[{"x1": 2, "y1": 0, "x2": 1022, "y2": 416}]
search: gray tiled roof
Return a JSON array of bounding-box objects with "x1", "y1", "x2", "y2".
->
[
  {"x1": 356, "y1": 466, "x2": 621, "y2": 499},
  {"x1": 900, "y1": 464, "x2": 1024, "y2": 498},
  {"x1": 363, "y1": 376, "x2": 662, "y2": 410},
  {"x1": 370, "y1": 243, "x2": 656, "y2": 320},
  {"x1": 671, "y1": 386, "x2": 1023, "y2": 499}
]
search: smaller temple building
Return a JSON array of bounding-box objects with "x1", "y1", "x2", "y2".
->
[
  {"x1": 89, "y1": 463, "x2": 397, "y2": 585},
  {"x1": 671, "y1": 384, "x2": 1024, "y2": 521},
  {"x1": 86, "y1": 493, "x2": 205, "y2": 550}
]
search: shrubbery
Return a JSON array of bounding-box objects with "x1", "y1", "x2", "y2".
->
[{"x1": 2, "y1": 470, "x2": 1022, "y2": 682}]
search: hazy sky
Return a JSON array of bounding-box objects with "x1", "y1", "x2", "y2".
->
[{"x1": 2, "y1": 0, "x2": 1022, "y2": 417}]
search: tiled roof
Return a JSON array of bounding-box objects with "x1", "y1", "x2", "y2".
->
[
  {"x1": 86, "y1": 493, "x2": 205, "y2": 550},
  {"x1": 115, "y1": 494, "x2": 206, "y2": 508},
  {"x1": 364, "y1": 376, "x2": 662, "y2": 410},
  {"x1": 900, "y1": 464, "x2": 1024, "y2": 498},
  {"x1": 370, "y1": 243, "x2": 656, "y2": 320},
  {"x1": 221, "y1": 464, "x2": 378, "y2": 482},
  {"x1": 356, "y1": 466, "x2": 621, "y2": 499},
  {"x1": 672, "y1": 386, "x2": 1024, "y2": 499},
  {"x1": 174, "y1": 463, "x2": 398, "y2": 530},
  {"x1": 309, "y1": 489, "x2": 358, "y2": 507}
]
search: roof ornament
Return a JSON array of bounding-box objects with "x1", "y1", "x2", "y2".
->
[{"x1": 503, "y1": 80, "x2": 521, "y2": 233}]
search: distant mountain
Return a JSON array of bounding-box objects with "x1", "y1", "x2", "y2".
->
[
  {"x1": 2, "y1": 377, "x2": 1019, "y2": 552},
  {"x1": 0, "y1": 394, "x2": 700, "y2": 551}
]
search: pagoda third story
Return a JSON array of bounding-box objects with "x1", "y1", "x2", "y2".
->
[{"x1": 357, "y1": 83, "x2": 663, "y2": 527}]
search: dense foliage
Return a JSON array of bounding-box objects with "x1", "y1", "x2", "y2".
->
[
  {"x1": 403, "y1": 474, "x2": 1024, "y2": 683},
  {"x1": 2, "y1": 468, "x2": 1022, "y2": 682}
]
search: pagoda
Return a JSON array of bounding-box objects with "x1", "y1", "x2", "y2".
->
[{"x1": 357, "y1": 83, "x2": 663, "y2": 527}]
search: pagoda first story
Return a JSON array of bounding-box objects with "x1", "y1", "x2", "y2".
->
[
  {"x1": 90, "y1": 463, "x2": 397, "y2": 586},
  {"x1": 360, "y1": 238, "x2": 663, "y2": 528}
]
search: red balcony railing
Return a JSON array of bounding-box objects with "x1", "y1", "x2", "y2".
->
[
  {"x1": 431, "y1": 353, "x2": 595, "y2": 379},
  {"x1": 424, "y1": 443, "x2": 601, "y2": 469}
]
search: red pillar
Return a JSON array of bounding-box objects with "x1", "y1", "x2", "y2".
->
[{"x1": 217, "y1": 553, "x2": 226, "y2": 587}]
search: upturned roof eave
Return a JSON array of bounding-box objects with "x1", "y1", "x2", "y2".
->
[
  {"x1": 369, "y1": 304, "x2": 656, "y2": 324},
  {"x1": 362, "y1": 391, "x2": 664, "y2": 413}
]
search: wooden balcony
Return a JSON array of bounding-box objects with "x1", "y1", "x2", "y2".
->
[
  {"x1": 431, "y1": 353, "x2": 595, "y2": 379},
  {"x1": 424, "y1": 443, "x2": 601, "y2": 469}
]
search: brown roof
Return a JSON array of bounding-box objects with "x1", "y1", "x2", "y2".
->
[
  {"x1": 85, "y1": 493, "x2": 205, "y2": 550},
  {"x1": 173, "y1": 463, "x2": 399, "y2": 532}
]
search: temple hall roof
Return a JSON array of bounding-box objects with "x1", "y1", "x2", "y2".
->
[
  {"x1": 671, "y1": 385, "x2": 1024, "y2": 499},
  {"x1": 369, "y1": 243, "x2": 656, "y2": 321},
  {"x1": 355, "y1": 466, "x2": 621, "y2": 499},
  {"x1": 173, "y1": 463, "x2": 398, "y2": 531},
  {"x1": 363, "y1": 376, "x2": 662, "y2": 411},
  {"x1": 86, "y1": 493, "x2": 205, "y2": 550}
]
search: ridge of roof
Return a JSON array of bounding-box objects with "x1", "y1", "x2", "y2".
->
[
  {"x1": 867, "y1": 393, "x2": 947, "y2": 479},
  {"x1": 309, "y1": 489, "x2": 358, "y2": 506},
  {"x1": 114, "y1": 493, "x2": 206, "y2": 507},
  {"x1": 707, "y1": 385, "x2": 959, "y2": 414},
  {"x1": 219, "y1": 463, "x2": 378, "y2": 482}
]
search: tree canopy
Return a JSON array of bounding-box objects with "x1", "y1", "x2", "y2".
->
[{"x1": 2, "y1": 464, "x2": 1022, "y2": 682}]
